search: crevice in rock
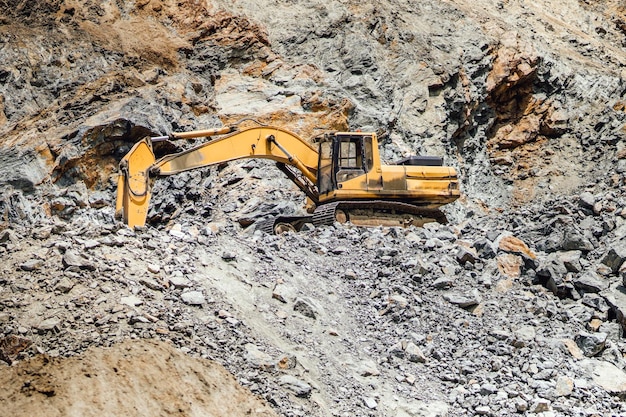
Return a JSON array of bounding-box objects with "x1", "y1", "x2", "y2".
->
[{"x1": 51, "y1": 119, "x2": 166, "y2": 189}]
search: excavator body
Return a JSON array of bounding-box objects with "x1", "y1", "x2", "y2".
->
[
  {"x1": 116, "y1": 124, "x2": 460, "y2": 233},
  {"x1": 316, "y1": 133, "x2": 458, "y2": 206}
]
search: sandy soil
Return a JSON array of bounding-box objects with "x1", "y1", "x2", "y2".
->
[{"x1": 0, "y1": 339, "x2": 279, "y2": 417}]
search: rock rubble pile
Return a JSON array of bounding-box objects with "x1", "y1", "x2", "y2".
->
[{"x1": 1, "y1": 172, "x2": 626, "y2": 416}]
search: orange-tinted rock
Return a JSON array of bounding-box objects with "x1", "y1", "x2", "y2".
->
[
  {"x1": 498, "y1": 236, "x2": 536, "y2": 259},
  {"x1": 486, "y1": 32, "x2": 538, "y2": 104},
  {"x1": 497, "y1": 254, "x2": 523, "y2": 278}
]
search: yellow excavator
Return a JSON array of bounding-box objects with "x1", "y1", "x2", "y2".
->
[{"x1": 115, "y1": 122, "x2": 460, "y2": 233}]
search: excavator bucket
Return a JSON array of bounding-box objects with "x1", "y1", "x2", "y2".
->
[{"x1": 115, "y1": 137, "x2": 155, "y2": 228}]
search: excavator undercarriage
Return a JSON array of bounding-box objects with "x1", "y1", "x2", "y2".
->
[{"x1": 253, "y1": 200, "x2": 448, "y2": 235}]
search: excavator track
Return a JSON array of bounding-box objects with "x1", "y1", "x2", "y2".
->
[
  {"x1": 313, "y1": 200, "x2": 447, "y2": 228},
  {"x1": 312, "y1": 202, "x2": 342, "y2": 227},
  {"x1": 255, "y1": 215, "x2": 315, "y2": 234},
  {"x1": 255, "y1": 218, "x2": 278, "y2": 235}
]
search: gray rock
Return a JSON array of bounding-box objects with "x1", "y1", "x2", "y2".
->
[
  {"x1": 434, "y1": 229, "x2": 457, "y2": 242},
  {"x1": 139, "y1": 277, "x2": 163, "y2": 291},
  {"x1": 514, "y1": 397, "x2": 528, "y2": 412},
  {"x1": 54, "y1": 277, "x2": 75, "y2": 293},
  {"x1": 221, "y1": 251, "x2": 236, "y2": 261},
  {"x1": 575, "y1": 331, "x2": 607, "y2": 357},
  {"x1": 168, "y1": 275, "x2": 192, "y2": 289},
  {"x1": 377, "y1": 247, "x2": 399, "y2": 257},
  {"x1": 330, "y1": 246, "x2": 348, "y2": 255},
  {"x1": 425, "y1": 238, "x2": 443, "y2": 250},
  {"x1": 558, "y1": 250, "x2": 582, "y2": 273},
  {"x1": 0, "y1": 312, "x2": 10, "y2": 324},
  {"x1": 20, "y1": 259, "x2": 43, "y2": 271},
  {"x1": 443, "y1": 291, "x2": 480, "y2": 308},
  {"x1": 573, "y1": 271, "x2": 608, "y2": 293},
  {"x1": 169, "y1": 227, "x2": 187, "y2": 240},
  {"x1": 513, "y1": 325, "x2": 536, "y2": 347},
  {"x1": 602, "y1": 284, "x2": 626, "y2": 334},
  {"x1": 554, "y1": 376, "x2": 574, "y2": 396},
  {"x1": 578, "y1": 192, "x2": 596, "y2": 209},
  {"x1": 397, "y1": 401, "x2": 449, "y2": 417},
  {"x1": 388, "y1": 342, "x2": 405, "y2": 359},
  {"x1": 88, "y1": 191, "x2": 110, "y2": 208},
  {"x1": 388, "y1": 294, "x2": 409, "y2": 308},
  {"x1": 581, "y1": 293, "x2": 610, "y2": 313},
  {"x1": 343, "y1": 269, "x2": 358, "y2": 280},
  {"x1": 600, "y1": 345, "x2": 624, "y2": 369},
  {"x1": 456, "y1": 246, "x2": 478, "y2": 265},
  {"x1": 412, "y1": 258, "x2": 431, "y2": 277},
  {"x1": 0, "y1": 229, "x2": 18, "y2": 245},
  {"x1": 536, "y1": 254, "x2": 571, "y2": 298},
  {"x1": 432, "y1": 275, "x2": 454, "y2": 289},
  {"x1": 62, "y1": 250, "x2": 96, "y2": 271},
  {"x1": 82, "y1": 239, "x2": 100, "y2": 250},
  {"x1": 181, "y1": 291, "x2": 205, "y2": 305},
  {"x1": 582, "y1": 359, "x2": 626, "y2": 394},
  {"x1": 244, "y1": 344, "x2": 274, "y2": 369},
  {"x1": 35, "y1": 317, "x2": 61, "y2": 333},
  {"x1": 272, "y1": 283, "x2": 296, "y2": 303},
  {"x1": 356, "y1": 360, "x2": 380, "y2": 377},
  {"x1": 293, "y1": 298, "x2": 317, "y2": 319},
  {"x1": 479, "y1": 383, "x2": 497, "y2": 396},
  {"x1": 474, "y1": 405, "x2": 491, "y2": 415},
  {"x1": 279, "y1": 375, "x2": 312, "y2": 397},
  {"x1": 405, "y1": 342, "x2": 427, "y2": 363},
  {"x1": 531, "y1": 398, "x2": 551, "y2": 413},
  {"x1": 473, "y1": 238, "x2": 496, "y2": 259},
  {"x1": 601, "y1": 244, "x2": 626, "y2": 274},
  {"x1": 562, "y1": 229, "x2": 594, "y2": 251}
]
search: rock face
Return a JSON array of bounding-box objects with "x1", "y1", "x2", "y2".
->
[
  {"x1": 1, "y1": 1, "x2": 625, "y2": 211},
  {"x1": 2, "y1": 1, "x2": 626, "y2": 417}
]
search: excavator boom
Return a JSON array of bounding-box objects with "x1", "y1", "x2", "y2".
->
[{"x1": 116, "y1": 125, "x2": 321, "y2": 228}]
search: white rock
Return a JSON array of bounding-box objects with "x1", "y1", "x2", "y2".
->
[
  {"x1": 362, "y1": 396, "x2": 377, "y2": 409},
  {"x1": 169, "y1": 275, "x2": 192, "y2": 289},
  {"x1": 181, "y1": 291, "x2": 205, "y2": 305},
  {"x1": 120, "y1": 295, "x2": 143, "y2": 307},
  {"x1": 583, "y1": 359, "x2": 626, "y2": 394},
  {"x1": 279, "y1": 375, "x2": 312, "y2": 397}
]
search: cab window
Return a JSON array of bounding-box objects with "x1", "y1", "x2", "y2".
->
[{"x1": 338, "y1": 139, "x2": 362, "y2": 168}]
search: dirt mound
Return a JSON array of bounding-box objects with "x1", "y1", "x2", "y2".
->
[{"x1": 0, "y1": 339, "x2": 278, "y2": 417}]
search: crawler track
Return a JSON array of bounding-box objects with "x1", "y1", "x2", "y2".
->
[
  {"x1": 314, "y1": 200, "x2": 447, "y2": 227},
  {"x1": 256, "y1": 201, "x2": 447, "y2": 234}
]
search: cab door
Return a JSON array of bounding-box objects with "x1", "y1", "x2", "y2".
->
[
  {"x1": 361, "y1": 134, "x2": 382, "y2": 191},
  {"x1": 317, "y1": 140, "x2": 335, "y2": 195}
]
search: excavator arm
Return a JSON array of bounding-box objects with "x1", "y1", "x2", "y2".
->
[{"x1": 116, "y1": 125, "x2": 321, "y2": 228}]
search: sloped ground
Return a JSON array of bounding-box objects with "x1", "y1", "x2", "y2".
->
[
  {"x1": 0, "y1": 339, "x2": 278, "y2": 417},
  {"x1": 1, "y1": 1, "x2": 626, "y2": 416},
  {"x1": 1, "y1": 189, "x2": 626, "y2": 416}
]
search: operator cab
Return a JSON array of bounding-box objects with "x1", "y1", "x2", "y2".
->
[{"x1": 317, "y1": 133, "x2": 374, "y2": 195}]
